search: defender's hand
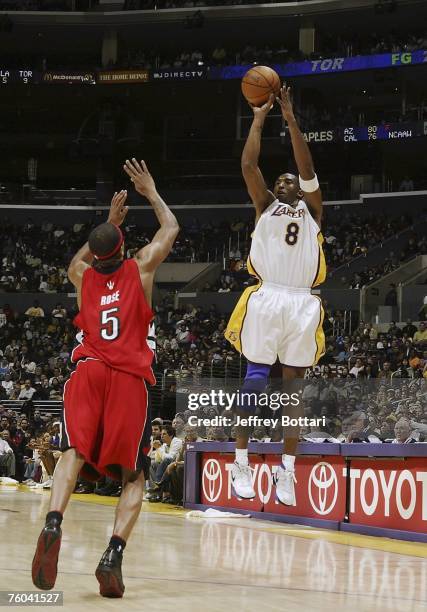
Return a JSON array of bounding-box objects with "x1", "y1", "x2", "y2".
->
[
  {"x1": 124, "y1": 158, "x2": 156, "y2": 198},
  {"x1": 251, "y1": 93, "x2": 275, "y2": 123},
  {"x1": 108, "y1": 190, "x2": 128, "y2": 227},
  {"x1": 276, "y1": 85, "x2": 295, "y2": 122}
]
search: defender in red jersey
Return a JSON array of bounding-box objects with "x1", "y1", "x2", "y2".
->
[{"x1": 32, "y1": 159, "x2": 179, "y2": 598}]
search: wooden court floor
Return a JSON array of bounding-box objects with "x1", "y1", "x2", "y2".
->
[{"x1": 1, "y1": 484, "x2": 426, "y2": 612}]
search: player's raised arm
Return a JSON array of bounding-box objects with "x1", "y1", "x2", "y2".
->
[
  {"x1": 67, "y1": 190, "x2": 129, "y2": 293},
  {"x1": 124, "y1": 158, "x2": 179, "y2": 272},
  {"x1": 242, "y1": 94, "x2": 276, "y2": 222},
  {"x1": 276, "y1": 85, "x2": 323, "y2": 227}
]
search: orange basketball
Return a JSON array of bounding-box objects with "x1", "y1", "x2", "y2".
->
[{"x1": 241, "y1": 65, "x2": 281, "y2": 107}]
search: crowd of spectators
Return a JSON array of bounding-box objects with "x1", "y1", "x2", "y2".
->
[
  {"x1": 3, "y1": 209, "x2": 413, "y2": 295},
  {"x1": 156, "y1": 313, "x2": 427, "y2": 452},
  {"x1": 0, "y1": 217, "x2": 240, "y2": 291},
  {"x1": 199, "y1": 211, "x2": 415, "y2": 293},
  {"x1": 347, "y1": 231, "x2": 427, "y2": 289},
  {"x1": 0, "y1": 295, "x2": 426, "y2": 504}
]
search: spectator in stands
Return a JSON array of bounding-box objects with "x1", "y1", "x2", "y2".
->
[
  {"x1": 172, "y1": 414, "x2": 186, "y2": 440},
  {"x1": 148, "y1": 425, "x2": 182, "y2": 501},
  {"x1": 391, "y1": 418, "x2": 418, "y2": 443},
  {"x1": 18, "y1": 379, "x2": 36, "y2": 401},
  {"x1": 51, "y1": 303, "x2": 67, "y2": 318},
  {"x1": 402, "y1": 318, "x2": 418, "y2": 338},
  {"x1": 378, "y1": 361, "x2": 392, "y2": 379},
  {"x1": 413, "y1": 322, "x2": 427, "y2": 348},
  {"x1": 0, "y1": 429, "x2": 15, "y2": 477},
  {"x1": 349, "y1": 358, "x2": 365, "y2": 378},
  {"x1": 1, "y1": 374, "x2": 13, "y2": 397}
]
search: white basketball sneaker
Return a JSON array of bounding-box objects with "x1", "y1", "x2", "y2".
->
[
  {"x1": 231, "y1": 461, "x2": 256, "y2": 499},
  {"x1": 273, "y1": 465, "x2": 297, "y2": 506}
]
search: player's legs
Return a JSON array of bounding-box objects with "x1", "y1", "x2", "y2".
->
[
  {"x1": 48, "y1": 448, "x2": 86, "y2": 514},
  {"x1": 282, "y1": 365, "x2": 306, "y2": 457},
  {"x1": 113, "y1": 468, "x2": 145, "y2": 541},
  {"x1": 228, "y1": 287, "x2": 280, "y2": 498},
  {"x1": 32, "y1": 448, "x2": 86, "y2": 590},
  {"x1": 272, "y1": 365, "x2": 306, "y2": 507},
  {"x1": 32, "y1": 360, "x2": 107, "y2": 591},
  {"x1": 95, "y1": 370, "x2": 150, "y2": 598},
  {"x1": 273, "y1": 292, "x2": 324, "y2": 505},
  {"x1": 95, "y1": 467, "x2": 145, "y2": 599},
  {"x1": 231, "y1": 362, "x2": 270, "y2": 499}
]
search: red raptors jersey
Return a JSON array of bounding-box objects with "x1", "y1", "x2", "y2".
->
[{"x1": 72, "y1": 259, "x2": 155, "y2": 384}]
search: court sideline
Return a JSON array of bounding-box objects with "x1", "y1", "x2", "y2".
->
[{"x1": 1, "y1": 485, "x2": 426, "y2": 612}]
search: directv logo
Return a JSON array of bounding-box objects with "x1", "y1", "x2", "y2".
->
[{"x1": 153, "y1": 71, "x2": 204, "y2": 79}]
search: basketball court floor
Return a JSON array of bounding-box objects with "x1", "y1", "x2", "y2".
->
[{"x1": 1, "y1": 483, "x2": 426, "y2": 612}]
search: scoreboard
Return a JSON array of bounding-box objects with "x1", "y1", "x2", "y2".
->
[
  {"x1": 343, "y1": 123, "x2": 424, "y2": 142},
  {"x1": 302, "y1": 122, "x2": 426, "y2": 144},
  {"x1": 0, "y1": 69, "x2": 37, "y2": 84}
]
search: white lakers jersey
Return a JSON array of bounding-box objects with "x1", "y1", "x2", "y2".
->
[{"x1": 248, "y1": 199, "x2": 326, "y2": 288}]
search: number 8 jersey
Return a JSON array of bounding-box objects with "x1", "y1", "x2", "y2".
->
[
  {"x1": 72, "y1": 258, "x2": 155, "y2": 384},
  {"x1": 249, "y1": 199, "x2": 326, "y2": 288}
]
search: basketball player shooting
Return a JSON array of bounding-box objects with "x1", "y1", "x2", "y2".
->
[
  {"x1": 31, "y1": 159, "x2": 179, "y2": 598},
  {"x1": 225, "y1": 86, "x2": 326, "y2": 505}
]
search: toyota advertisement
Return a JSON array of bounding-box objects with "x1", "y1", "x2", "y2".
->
[
  {"x1": 201, "y1": 453, "x2": 346, "y2": 520},
  {"x1": 349, "y1": 459, "x2": 427, "y2": 532},
  {"x1": 198, "y1": 452, "x2": 427, "y2": 533}
]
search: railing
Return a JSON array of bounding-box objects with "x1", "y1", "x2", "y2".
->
[{"x1": 1, "y1": 399, "x2": 62, "y2": 417}]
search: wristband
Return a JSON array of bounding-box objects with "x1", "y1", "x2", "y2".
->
[{"x1": 299, "y1": 174, "x2": 319, "y2": 193}]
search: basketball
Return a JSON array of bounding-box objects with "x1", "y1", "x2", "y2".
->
[{"x1": 241, "y1": 65, "x2": 281, "y2": 107}]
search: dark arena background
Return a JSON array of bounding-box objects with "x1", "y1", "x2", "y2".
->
[{"x1": 0, "y1": 0, "x2": 426, "y2": 610}]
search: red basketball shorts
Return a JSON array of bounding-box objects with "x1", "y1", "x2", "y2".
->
[{"x1": 60, "y1": 358, "x2": 151, "y2": 482}]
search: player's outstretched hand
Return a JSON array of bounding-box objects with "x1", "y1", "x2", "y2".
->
[
  {"x1": 108, "y1": 189, "x2": 129, "y2": 227},
  {"x1": 251, "y1": 93, "x2": 275, "y2": 122},
  {"x1": 276, "y1": 84, "x2": 295, "y2": 122},
  {"x1": 124, "y1": 158, "x2": 156, "y2": 199}
]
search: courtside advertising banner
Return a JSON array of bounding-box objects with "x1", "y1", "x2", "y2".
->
[
  {"x1": 151, "y1": 68, "x2": 207, "y2": 80},
  {"x1": 42, "y1": 71, "x2": 96, "y2": 84},
  {"x1": 200, "y1": 452, "x2": 346, "y2": 519},
  {"x1": 348, "y1": 459, "x2": 427, "y2": 532},
  {"x1": 98, "y1": 70, "x2": 149, "y2": 84}
]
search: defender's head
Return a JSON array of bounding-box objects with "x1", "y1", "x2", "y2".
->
[
  {"x1": 89, "y1": 222, "x2": 125, "y2": 265},
  {"x1": 273, "y1": 173, "x2": 303, "y2": 206}
]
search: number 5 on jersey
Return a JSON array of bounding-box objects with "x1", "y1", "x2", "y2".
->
[{"x1": 100, "y1": 307, "x2": 120, "y2": 341}]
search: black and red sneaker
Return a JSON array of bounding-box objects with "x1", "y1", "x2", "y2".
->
[
  {"x1": 31, "y1": 520, "x2": 62, "y2": 590},
  {"x1": 95, "y1": 546, "x2": 125, "y2": 598}
]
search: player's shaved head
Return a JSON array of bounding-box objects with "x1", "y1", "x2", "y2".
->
[{"x1": 89, "y1": 222, "x2": 124, "y2": 261}]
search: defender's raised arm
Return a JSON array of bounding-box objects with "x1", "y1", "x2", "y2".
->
[{"x1": 124, "y1": 158, "x2": 179, "y2": 274}]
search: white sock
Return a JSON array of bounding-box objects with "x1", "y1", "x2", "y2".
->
[
  {"x1": 282, "y1": 454, "x2": 295, "y2": 471},
  {"x1": 235, "y1": 448, "x2": 248, "y2": 465}
]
